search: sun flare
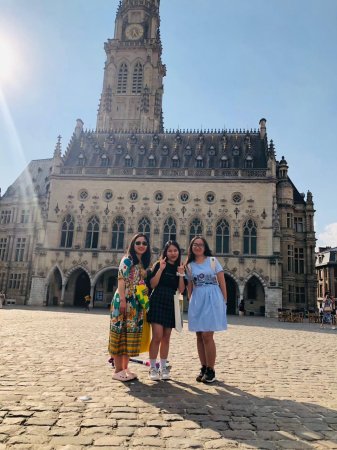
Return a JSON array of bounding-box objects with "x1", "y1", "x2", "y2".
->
[{"x1": 0, "y1": 38, "x2": 16, "y2": 82}]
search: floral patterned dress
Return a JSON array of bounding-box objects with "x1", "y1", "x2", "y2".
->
[{"x1": 108, "y1": 256, "x2": 145, "y2": 356}]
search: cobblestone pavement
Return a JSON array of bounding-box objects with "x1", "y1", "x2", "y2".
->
[{"x1": 0, "y1": 307, "x2": 337, "y2": 450}]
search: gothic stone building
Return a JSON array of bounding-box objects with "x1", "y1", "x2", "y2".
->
[{"x1": 0, "y1": 0, "x2": 316, "y2": 316}]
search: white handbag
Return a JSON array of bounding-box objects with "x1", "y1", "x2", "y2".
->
[{"x1": 174, "y1": 291, "x2": 183, "y2": 333}]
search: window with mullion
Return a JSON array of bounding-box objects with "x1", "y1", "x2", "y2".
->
[
  {"x1": 117, "y1": 63, "x2": 128, "y2": 94},
  {"x1": 111, "y1": 216, "x2": 125, "y2": 250},
  {"x1": 60, "y1": 215, "x2": 74, "y2": 248},
  {"x1": 243, "y1": 219, "x2": 257, "y2": 255},
  {"x1": 216, "y1": 219, "x2": 230, "y2": 254},
  {"x1": 85, "y1": 216, "x2": 100, "y2": 249},
  {"x1": 138, "y1": 217, "x2": 151, "y2": 242},
  {"x1": 189, "y1": 218, "x2": 203, "y2": 242},
  {"x1": 163, "y1": 217, "x2": 177, "y2": 245}
]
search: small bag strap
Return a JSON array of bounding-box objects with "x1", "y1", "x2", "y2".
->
[{"x1": 210, "y1": 257, "x2": 219, "y2": 285}]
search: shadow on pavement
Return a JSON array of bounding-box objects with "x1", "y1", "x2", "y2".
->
[{"x1": 126, "y1": 377, "x2": 337, "y2": 449}]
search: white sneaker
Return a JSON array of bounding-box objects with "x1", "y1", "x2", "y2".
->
[
  {"x1": 160, "y1": 367, "x2": 171, "y2": 380},
  {"x1": 148, "y1": 367, "x2": 160, "y2": 381}
]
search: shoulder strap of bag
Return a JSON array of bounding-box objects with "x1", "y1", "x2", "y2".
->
[{"x1": 210, "y1": 257, "x2": 219, "y2": 285}]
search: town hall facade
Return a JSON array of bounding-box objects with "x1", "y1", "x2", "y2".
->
[{"x1": 0, "y1": 0, "x2": 316, "y2": 316}]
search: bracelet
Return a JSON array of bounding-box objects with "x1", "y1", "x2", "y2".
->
[{"x1": 176, "y1": 272, "x2": 185, "y2": 277}]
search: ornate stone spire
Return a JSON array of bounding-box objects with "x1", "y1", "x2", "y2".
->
[{"x1": 53, "y1": 135, "x2": 62, "y2": 158}]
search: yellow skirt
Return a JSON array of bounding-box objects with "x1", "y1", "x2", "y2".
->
[{"x1": 108, "y1": 329, "x2": 142, "y2": 356}]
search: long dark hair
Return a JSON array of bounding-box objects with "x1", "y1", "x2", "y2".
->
[
  {"x1": 161, "y1": 240, "x2": 182, "y2": 271},
  {"x1": 127, "y1": 233, "x2": 151, "y2": 269},
  {"x1": 185, "y1": 235, "x2": 212, "y2": 265}
]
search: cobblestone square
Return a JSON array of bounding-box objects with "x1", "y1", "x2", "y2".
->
[{"x1": 0, "y1": 307, "x2": 336, "y2": 449}]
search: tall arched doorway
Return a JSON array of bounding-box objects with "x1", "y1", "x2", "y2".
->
[
  {"x1": 74, "y1": 271, "x2": 91, "y2": 307},
  {"x1": 64, "y1": 269, "x2": 91, "y2": 307},
  {"x1": 243, "y1": 275, "x2": 266, "y2": 316},
  {"x1": 46, "y1": 267, "x2": 62, "y2": 306},
  {"x1": 225, "y1": 275, "x2": 239, "y2": 315},
  {"x1": 93, "y1": 269, "x2": 118, "y2": 308}
]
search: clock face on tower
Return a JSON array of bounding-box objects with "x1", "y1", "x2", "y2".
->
[{"x1": 125, "y1": 23, "x2": 144, "y2": 40}]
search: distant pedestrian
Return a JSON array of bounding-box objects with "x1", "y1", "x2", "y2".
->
[
  {"x1": 0, "y1": 291, "x2": 5, "y2": 308},
  {"x1": 84, "y1": 294, "x2": 91, "y2": 312},
  {"x1": 321, "y1": 294, "x2": 335, "y2": 330},
  {"x1": 185, "y1": 236, "x2": 227, "y2": 383},
  {"x1": 239, "y1": 299, "x2": 245, "y2": 316}
]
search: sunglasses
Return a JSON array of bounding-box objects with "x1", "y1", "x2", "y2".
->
[
  {"x1": 135, "y1": 241, "x2": 148, "y2": 246},
  {"x1": 192, "y1": 243, "x2": 205, "y2": 248}
]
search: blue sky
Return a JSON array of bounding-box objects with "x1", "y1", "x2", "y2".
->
[{"x1": 0, "y1": 0, "x2": 336, "y2": 248}]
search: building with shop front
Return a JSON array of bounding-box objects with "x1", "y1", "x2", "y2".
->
[
  {"x1": 0, "y1": 0, "x2": 316, "y2": 316},
  {"x1": 316, "y1": 246, "x2": 337, "y2": 305}
]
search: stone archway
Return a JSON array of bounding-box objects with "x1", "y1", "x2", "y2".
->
[
  {"x1": 225, "y1": 274, "x2": 239, "y2": 315},
  {"x1": 64, "y1": 268, "x2": 91, "y2": 307},
  {"x1": 243, "y1": 275, "x2": 266, "y2": 316},
  {"x1": 93, "y1": 268, "x2": 118, "y2": 308},
  {"x1": 45, "y1": 267, "x2": 63, "y2": 306}
]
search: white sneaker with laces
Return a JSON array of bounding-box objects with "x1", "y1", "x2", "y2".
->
[
  {"x1": 148, "y1": 367, "x2": 160, "y2": 381},
  {"x1": 160, "y1": 367, "x2": 171, "y2": 380}
]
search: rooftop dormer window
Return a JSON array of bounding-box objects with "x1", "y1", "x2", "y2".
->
[
  {"x1": 245, "y1": 155, "x2": 253, "y2": 169},
  {"x1": 148, "y1": 154, "x2": 155, "y2": 167},
  {"x1": 220, "y1": 155, "x2": 229, "y2": 168},
  {"x1": 172, "y1": 155, "x2": 180, "y2": 168},
  {"x1": 78, "y1": 153, "x2": 85, "y2": 166},
  {"x1": 125, "y1": 154, "x2": 132, "y2": 167},
  {"x1": 196, "y1": 155, "x2": 203, "y2": 168},
  {"x1": 101, "y1": 154, "x2": 109, "y2": 167}
]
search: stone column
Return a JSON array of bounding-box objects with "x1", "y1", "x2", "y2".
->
[
  {"x1": 28, "y1": 276, "x2": 46, "y2": 306},
  {"x1": 60, "y1": 284, "x2": 66, "y2": 306}
]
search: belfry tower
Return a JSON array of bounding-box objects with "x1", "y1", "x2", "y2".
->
[{"x1": 96, "y1": 0, "x2": 166, "y2": 132}]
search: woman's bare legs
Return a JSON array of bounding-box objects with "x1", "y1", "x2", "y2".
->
[
  {"x1": 196, "y1": 331, "x2": 216, "y2": 369},
  {"x1": 149, "y1": 323, "x2": 164, "y2": 359},
  {"x1": 201, "y1": 332, "x2": 216, "y2": 369},
  {"x1": 196, "y1": 331, "x2": 206, "y2": 366},
  {"x1": 159, "y1": 327, "x2": 172, "y2": 359},
  {"x1": 113, "y1": 355, "x2": 124, "y2": 373}
]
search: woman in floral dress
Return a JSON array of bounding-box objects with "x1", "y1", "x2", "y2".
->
[{"x1": 108, "y1": 233, "x2": 151, "y2": 381}]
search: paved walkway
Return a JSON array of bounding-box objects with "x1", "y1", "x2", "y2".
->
[{"x1": 0, "y1": 307, "x2": 336, "y2": 449}]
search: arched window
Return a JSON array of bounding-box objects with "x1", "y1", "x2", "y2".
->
[
  {"x1": 124, "y1": 155, "x2": 132, "y2": 167},
  {"x1": 132, "y1": 62, "x2": 143, "y2": 94},
  {"x1": 163, "y1": 217, "x2": 177, "y2": 245},
  {"x1": 172, "y1": 155, "x2": 180, "y2": 168},
  {"x1": 245, "y1": 156, "x2": 253, "y2": 168},
  {"x1": 78, "y1": 154, "x2": 85, "y2": 166},
  {"x1": 196, "y1": 156, "x2": 203, "y2": 168},
  {"x1": 220, "y1": 156, "x2": 229, "y2": 168},
  {"x1": 189, "y1": 218, "x2": 203, "y2": 241},
  {"x1": 111, "y1": 216, "x2": 125, "y2": 250},
  {"x1": 216, "y1": 219, "x2": 230, "y2": 254},
  {"x1": 125, "y1": 154, "x2": 132, "y2": 167},
  {"x1": 85, "y1": 216, "x2": 100, "y2": 249},
  {"x1": 243, "y1": 219, "x2": 257, "y2": 255},
  {"x1": 138, "y1": 216, "x2": 151, "y2": 241},
  {"x1": 117, "y1": 63, "x2": 128, "y2": 94},
  {"x1": 60, "y1": 214, "x2": 74, "y2": 248},
  {"x1": 148, "y1": 154, "x2": 155, "y2": 167},
  {"x1": 101, "y1": 154, "x2": 109, "y2": 167}
]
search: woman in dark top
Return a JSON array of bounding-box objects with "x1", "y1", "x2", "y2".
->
[{"x1": 147, "y1": 241, "x2": 185, "y2": 380}]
